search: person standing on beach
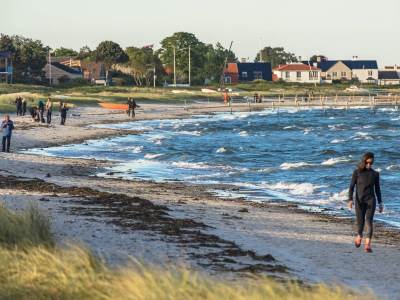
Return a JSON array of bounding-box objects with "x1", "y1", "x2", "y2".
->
[
  {"x1": 1, "y1": 115, "x2": 14, "y2": 152},
  {"x1": 46, "y1": 98, "x2": 53, "y2": 124},
  {"x1": 15, "y1": 96, "x2": 22, "y2": 116},
  {"x1": 348, "y1": 152, "x2": 383, "y2": 253},
  {"x1": 60, "y1": 103, "x2": 68, "y2": 125},
  {"x1": 127, "y1": 97, "x2": 132, "y2": 116},
  {"x1": 22, "y1": 98, "x2": 27, "y2": 116},
  {"x1": 130, "y1": 98, "x2": 139, "y2": 118},
  {"x1": 38, "y1": 99, "x2": 45, "y2": 123}
]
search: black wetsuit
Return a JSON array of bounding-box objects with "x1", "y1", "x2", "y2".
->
[{"x1": 349, "y1": 168, "x2": 382, "y2": 239}]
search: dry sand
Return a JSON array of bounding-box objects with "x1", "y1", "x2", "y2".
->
[{"x1": 1, "y1": 104, "x2": 400, "y2": 299}]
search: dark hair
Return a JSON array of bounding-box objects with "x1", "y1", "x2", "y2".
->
[{"x1": 358, "y1": 152, "x2": 375, "y2": 171}]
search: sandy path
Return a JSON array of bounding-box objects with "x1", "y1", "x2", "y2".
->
[{"x1": 1, "y1": 104, "x2": 400, "y2": 299}]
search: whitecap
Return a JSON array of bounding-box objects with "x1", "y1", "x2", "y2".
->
[
  {"x1": 144, "y1": 153, "x2": 163, "y2": 159},
  {"x1": 280, "y1": 162, "x2": 315, "y2": 170},
  {"x1": 239, "y1": 131, "x2": 248, "y2": 137},
  {"x1": 330, "y1": 139, "x2": 346, "y2": 144},
  {"x1": 216, "y1": 147, "x2": 227, "y2": 153},
  {"x1": 321, "y1": 156, "x2": 351, "y2": 166},
  {"x1": 386, "y1": 164, "x2": 400, "y2": 171},
  {"x1": 179, "y1": 130, "x2": 202, "y2": 136},
  {"x1": 263, "y1": 182, "x2": 324, "y2": 196},
  {"x1": 131, "y1": 146, "x2": 144, "y2": 153}
]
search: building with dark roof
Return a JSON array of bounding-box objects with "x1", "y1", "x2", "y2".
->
[
  {"x1": 305, "y1": 60, "x2": 379, "y2": 83},
  {"x1": 378, "y1": 71, "x2": 400, "y2": 86},
  {"x1": 223, "y1": 62, "x2": 272, "y2": 84},
  {"x1": 43, "y1": 62, "x2": 83, "y2": 84}
]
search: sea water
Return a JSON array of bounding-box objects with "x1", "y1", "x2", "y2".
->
[{"x1": 26, "y1": 108, "x2": 400, "y2": 227}]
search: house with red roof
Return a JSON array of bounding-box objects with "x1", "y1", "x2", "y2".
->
[{"x1": 273, "y1": 63, "x2": 321, "y2": 83}]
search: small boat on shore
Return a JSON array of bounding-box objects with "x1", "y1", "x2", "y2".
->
[{"x1": 99, "y1": 102, "x2": 128, "y2": 110}]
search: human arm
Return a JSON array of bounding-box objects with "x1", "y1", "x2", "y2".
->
[
  {"x1": 375, "y1": 172, "x2": 383, "y2": 212},
  {"x1": 348, "y1": 170, "x2": 357, "y2": 209}
]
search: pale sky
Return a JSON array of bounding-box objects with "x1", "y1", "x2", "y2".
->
[{"x1": 1, "y1": 0, "x2": 399, "y2": 66}]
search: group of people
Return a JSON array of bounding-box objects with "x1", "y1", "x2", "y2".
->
[
  {"x1": 19, "y1": 97, "x2": 69, "y2": 126},
  {"x1": 126, "y1": 97, "x2": 139, "y2": 118}
]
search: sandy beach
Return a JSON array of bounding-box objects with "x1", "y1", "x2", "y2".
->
[{"x1": 1, "y1": 104, "x2": 400, "y2": 299}]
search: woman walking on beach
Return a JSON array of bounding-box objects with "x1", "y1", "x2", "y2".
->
[{"x1": 348, "y1": 152, "x2": 383, "y2": 253}]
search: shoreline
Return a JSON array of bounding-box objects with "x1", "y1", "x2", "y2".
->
[{"x1": 1, "y1": 104, "x2": 400, "y2": 299}]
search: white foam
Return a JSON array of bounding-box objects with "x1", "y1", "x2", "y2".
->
[
  {"x1": 264, "y1": 182, "x2": 324, "y2": 196},
  {"x1": 171, "y1": 161, "x2": 212, "y2": 170},
  {"x1": 330, "y1": 139, "x2": 346, "y2": 144},
  {"x1": 216, "y1": 147, "x2": 227, "y2": 153},
  {"x1": 144, "y1": 153, "x2": 163, "y2": 159},
  {"x1": 179, "y1": 130, "x2": 202, "y2": 136},
  {"x1": 386, "y1": 164, "x2": 400, "y2": 171},
  {"x1": 321, "y1": 156, "x2": 351, "y2": 166},
  {"x1": 280, "y1": 162, "x2": 314, "y2": 170},
  {"x1": 239, "y1": 131, "x2": 248, "y2": 137}
]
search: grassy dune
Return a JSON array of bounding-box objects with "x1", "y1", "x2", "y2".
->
[
  {"x1": 0, "y1": 204, "x2": 377, "y2": 300},
  {"x1": 2, "y1": 82, "x2": 399, "y2": 113}
]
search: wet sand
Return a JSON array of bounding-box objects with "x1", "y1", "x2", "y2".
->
[{"x1": 1, "y1": 104, "x2": 400, "y2": 299}]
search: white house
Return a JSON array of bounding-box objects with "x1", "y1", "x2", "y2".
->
[
  {"x1": 273, "y1": 64, "x2": 321, "y2": 83},
  {"x1": 346, "y1": 60, "x2": 378, "y2": 83}
]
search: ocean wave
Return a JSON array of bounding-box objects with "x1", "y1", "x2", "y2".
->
[
  {"x1": 131, "y1": 146, "x2": 144, "y2": 153},
  {"x1": 321, "y1": 156, "x2": 351, "y2": 166},
  {"x1": 386, "y1": 164, "x2": 400, "y2": 171},
  {"x1": 179, "y1": 130, "x2": 202, "y2": 136},
  {"x1": 280, "y1": 162, "x2": 315, "y2": 170},
  {"x1": 216, "y1": 147, "x2": 227, "y2": 153},
  {"x1": 264, "y1": 182, "x2": 324, "y2": 196},
  {"x1": 144, "y1": 153, "x2": 163, "y2": 159},
  {"x1": 239, "y1": 131, "x2": 248, "y2": 137},
  {"x1": 330, "y1": 139, "x2": 346, "y2": 144}
]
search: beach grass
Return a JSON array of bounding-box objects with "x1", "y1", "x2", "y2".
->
[
  {"x1": 1, "y1": 83, "x2": 399, "y2": 113},
  {"x1": 0, "y1": 245, "x2": 376, "y2": 300},
  {"x1": 0, "y1": 204, "x2": 53, "y2": 248},
  {"x1": 0, "y1": 204, "x2": 377, "y2": 300}
]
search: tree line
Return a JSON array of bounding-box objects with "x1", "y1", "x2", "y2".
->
[{"x1": 0, "y1": 32, "x2": 299, "y2": 86}]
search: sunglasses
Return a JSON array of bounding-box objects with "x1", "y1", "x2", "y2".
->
[{"x1": 365, "y1": 160, "x2": 374, "y2": 165}]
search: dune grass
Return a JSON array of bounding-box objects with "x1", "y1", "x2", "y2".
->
[
  {"x1": 0, "y1": 245, "x2": 376, "y2": 300},
  {"x1": 0, "y1": 204, "x2": 377, "y2": 300},
  {"x1": 0, "y1": 204, "x2": 53, "y2": 248}
]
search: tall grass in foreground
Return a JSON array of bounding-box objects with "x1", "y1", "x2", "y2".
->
[
  {"x1": 0, "y1": 205, "x2": 376, "y2": 300},
  {"x1": 0, "y1": 245, "x2": 376, "y2": 300},
  {"x1": 0, "y1": 204, "x2": 53, "y2": 247}
]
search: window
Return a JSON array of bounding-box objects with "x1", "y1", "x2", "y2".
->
[
  {"x1": 224, "y1": 76, "x2": 232, "y2": 84},
  {"x1": 285, "y1": 71, "x2": 290, "y2": 79},
  {"x1": 309, "y1": 71, "x2": 318, "y2": 79},
  {"x1": 341, "y1": 72, "x2": 347, "y2": 77},
  {"x1": 368, "y1": 70, "x2": 373, "y2": 76},
  {"x1": 253, "y1": 71, "x2": 263, "y2": 80},
  {"x1": 332, "y1": 72, "x2": 338, "y2": 78},
  {"x1": 242, "y1": 72, "x2": 248, "y2": 78},
  {"x1": 297, "y1": 72, "x2": 302, "y2": 78}
]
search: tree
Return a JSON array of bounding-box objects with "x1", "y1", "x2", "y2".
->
[
  {"x1": 203, "y1": 42, "x2": 237, "y2": 83},
  {"x1": 125, "y1": 46, "x2": 164, "y2": 86},
  {"x1": 95, "y1": 41, "x2": 128, "y2": 82},
  {"x1": 77, "y1": 46, "x2": 95, "y2": 61},
  {"x1": 309, "y1": 55, "x2": 328, "y2": 63},
  {"x1": 255, "y1": 46, "x2": 298, "y2": 67},
  {"x1": 158, "y1": 32, "x2": 209, "y2": 85},
  {"x1": 53, "y1": 47, "x2": 78, "y2": 57},
  {"x1": 0, "y1": 34, "x2": 48, "y2": 82}
]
